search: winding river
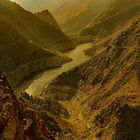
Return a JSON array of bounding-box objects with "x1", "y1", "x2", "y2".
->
[{"x1": 16, "y1": 43, "x2": 93, "y2": 97}]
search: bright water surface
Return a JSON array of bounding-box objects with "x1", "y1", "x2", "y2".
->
[{"x1": 16, "y1": 43, "x2": 93, "y2": 97}]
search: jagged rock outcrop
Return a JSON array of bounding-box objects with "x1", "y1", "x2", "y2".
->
[
  {"x1": 0, "y1": 17, "x2": 71, "y2": 87},
  {"x1": 0, "y1": 73, "x2": 54, "y2": 140},
  {"x1": 20, "y1": 92, "x2": 77, "y2": 139},
  {"x1": 43, "y1": 18, "x2": 140, "y2": 139}
]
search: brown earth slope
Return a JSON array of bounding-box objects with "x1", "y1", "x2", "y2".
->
[{"x1": 43, "y1": 18, "x2": 140, "y2": 140}]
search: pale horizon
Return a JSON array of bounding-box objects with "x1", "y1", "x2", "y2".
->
[{"x1": 10, "y1": 0, "x2": 62, "y2": 12}]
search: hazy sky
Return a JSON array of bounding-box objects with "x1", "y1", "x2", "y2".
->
[{"x1": 10, "y1": 0, "x2": 61, "y2": 12}]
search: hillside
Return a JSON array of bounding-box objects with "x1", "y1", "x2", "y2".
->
[
  {"x1": 52, "y1": 0, "x2": 110, "y2": 33},
  {"x1": 35, "y1": 10, "x2": 60, "y2": 30},
  {"x1": 0, "y1": 0, "x2": 75, "y2": 51},
  {"x1": 1, "y1": 1, "x2": 140, "y2": 140},
  {"x1": 42, "y1": 18, "x2": 140, "y2": 139},
  {"x1": 0, "y1": 17, "x2": 71, "y2": 87},
  {"x1": 0, "y1": 73, "x2": 54, "y2": 140},
  {"x1": 81, "y1": 0, "x2": 140, "y2": 41}
]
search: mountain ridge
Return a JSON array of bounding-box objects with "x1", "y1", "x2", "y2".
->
[
  {"x1": 81, "y1": 0, "x2": 140, "y2": 41},
  {"x1": 51, "y1": 0, "x2": 110, "y2": 33},
  {"x1": 34, "y1": 9, "x2": 60, "y2": 30},
  {"x1": 0, "y1": 0, "x2": 75, "y2": 51}
]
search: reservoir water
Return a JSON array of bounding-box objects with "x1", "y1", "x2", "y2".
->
[{"x1": 16, "y1": 43, "x2": 93, "y2": 97}]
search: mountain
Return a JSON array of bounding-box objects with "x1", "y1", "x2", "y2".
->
[
  {"x1": 42, "y1": 17, "x2": 140, "y2": 139},
  {"x1": 81, "y1": 0, "x2": 140, "y2": 41},
  {"x1": 34, "y1": 10, "x2": 60, "y2": 30},
  {"x1": 52, "y1": 0, "x2": 110, "y2": 33},
  {"x1": 0, "y1": 17, "x2": 71, "y2": 87},
  {"x1": 0, "y1": 74, "x2": 54, "y2": 140},
  {"x1": 0, "y1": 0, "x2": 75, "y2": 51}
]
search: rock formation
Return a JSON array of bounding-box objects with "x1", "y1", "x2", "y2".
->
[{"x1": 0, "y1": 73, "x2": 55, "y2": 140}]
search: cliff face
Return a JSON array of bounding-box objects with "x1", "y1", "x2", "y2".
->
[
  {"x1": 43, "y1": 18, "x2": 140, "y2": 139},
  {"x1": 81, "y1": 0, "x2": 140, "y2": 40},
  {"x1": 0, "y1": 74, "x2": 54, "y2": 140},
  {"x1": 0, "y1": 0, "x2": 75, "y2": 51},
  {"x1": 0, "y1": 17, "x2": 71, "y2": 87}
]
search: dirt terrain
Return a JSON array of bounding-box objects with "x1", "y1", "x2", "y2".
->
[{"x1": 44, "y1": 18, "x2": 140, "y2": 140}]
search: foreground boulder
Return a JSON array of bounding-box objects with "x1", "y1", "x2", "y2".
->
[{"x1": 0, "y1": 73, "x2": 54, "y2": 140}]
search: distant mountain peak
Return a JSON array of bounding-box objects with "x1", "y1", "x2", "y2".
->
[{"x1": 35, "y1": 9, "x2": 60, "y2": 30}]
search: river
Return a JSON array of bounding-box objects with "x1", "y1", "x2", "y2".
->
[{"x1": 16, "y1": 43, "x2": 93, "y2": 97}]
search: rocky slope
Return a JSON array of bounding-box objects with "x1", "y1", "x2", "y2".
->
[
  {"x1": 52, "y1": 0, "x2": 110, "y2": 33},
  {"x1": 0, "y1": 17, "x2": 71, "y2": 87},
  {"x1": 0, "y1": 73, "x2": 54, "y2": 140},
  {"x1": 81, "y1": 0, "x2": 140, "y2": 41},
  {"x1": 0, "y1": 0, "x2": 75, "y2": 51},
  {"x1": 20, "y1": 92, "x2": 77, "y2": 139},
  {"x1": 43, "y1": 18, "x2": 140, "y2": 139}
]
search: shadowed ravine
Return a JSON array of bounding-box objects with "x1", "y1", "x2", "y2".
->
[{"x1": 16, "y1": 43, "x2": 93, "y2": 96}]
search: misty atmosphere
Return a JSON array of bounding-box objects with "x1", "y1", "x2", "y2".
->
[{"x1": 0, "y1": 0, "x2": 140, "y2": 140}]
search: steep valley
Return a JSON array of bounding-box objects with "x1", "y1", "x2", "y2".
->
[
  {"x1": 0, "y1": 17, "x2": 71, "y2": 87},
  {"x1": 16, "y1": 43, "x2": 94, "y2": 96},
  {"x1": 0, "y1": 0, "x2": 140, "y2": 140},
  {"x1": 0, "y1": 0, "x2": 75, "y2": 88}
]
